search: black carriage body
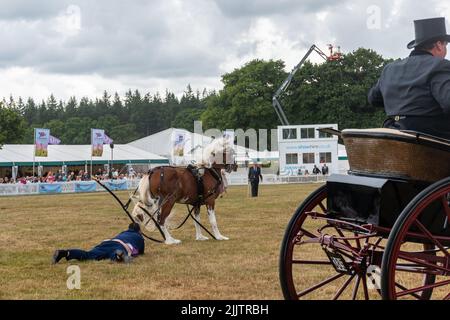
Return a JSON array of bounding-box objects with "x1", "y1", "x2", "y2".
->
[
  {"x1": 327, "y1": 174, "x2": 421, "y2": 228},
  {"x1": 327, "y1": 174, "x2": 449, "y2": 239}
]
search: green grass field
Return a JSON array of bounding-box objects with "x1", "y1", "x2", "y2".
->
[{"x1": 0, "y1": 183, "x2": 322, "y2": 300}]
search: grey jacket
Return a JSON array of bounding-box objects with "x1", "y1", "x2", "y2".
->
[{"x1": 368, "y1": 50, "x2": 450, "y2": 116}]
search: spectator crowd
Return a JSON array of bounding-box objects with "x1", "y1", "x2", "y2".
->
[
  {"x1": 0, "y1": 168, "x2": 143, "y2": 185},
  {"x1": 297, "y1": 163, "x2": 329, "y2": 176}
]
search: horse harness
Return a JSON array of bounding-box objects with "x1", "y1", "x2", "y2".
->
[
  {"x1": 142, "y1": 165, "x2": 223, "y2": 240},
  {"x1": 186, "y1": 164, "x2": 223, "y2": 206},
  {"x1": 148, "y1": 165, "x2": 223, "y2": 207}
]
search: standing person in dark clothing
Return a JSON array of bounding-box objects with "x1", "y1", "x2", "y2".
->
[
  {"x1": 312, "y1": 165, "x2": 321, "y2": 175},
  {"x1": 248, "y1": 162, "x2": 263, "y2": 197},
  {"x1": 52, "y1": 223, "x2": 145, "y2": 264},
  {"x1": 321, "y1": 163, "x2": 329, "y2": 175},
  {"x1": 368, "y1": 17, "x2": 450, "y2": 140}
]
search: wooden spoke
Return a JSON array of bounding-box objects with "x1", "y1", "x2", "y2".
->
[
  {"x1": 333, "y1": 274, "x2": 355, "y2": 300},
  {"x1": 351, "y1": 275, "x2": 361, "y2": 300},
  {"x1": 394, "y1": 282, "x2": 422, "y2": 300},
  {"x1": 413, "y1": 220, "x2": 450, "y2": 258},
  {"x1": 362, "y1": 274, "x2": 370, "y2": 300},
  {"x1": 396, "y1": 279, "x2": 450, "y2": 298},
  {"x1": 297, "y1": 273, "x2": 345, "y2": 298},
  {"x1": 298, "y1": 228, "x2": 317, "y2": 239},
  {"x1": 318, "y1": 201, "x2": 327, "y2": 213},
  {"x1": 397, "y1": 253, "x2": 449, "y2": 274}
]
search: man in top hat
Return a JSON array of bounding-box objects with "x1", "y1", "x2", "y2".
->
[{"x1": 368, "y1": 17, "x2": 450, "y2": 140}]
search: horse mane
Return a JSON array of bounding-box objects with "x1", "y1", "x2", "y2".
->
[{"x1": 195, "y1": 137, "x2": 233, "y2": 167}]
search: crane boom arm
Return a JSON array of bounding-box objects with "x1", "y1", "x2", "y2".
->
[{"x1": 272, "y1": 44, "x2": 328, "y2": 125}]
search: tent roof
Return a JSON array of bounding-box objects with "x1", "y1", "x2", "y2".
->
[
  {"x1": 128, "y1": 127, "x2": 258, "y2": 158},
  {"x1": 0, "y1": 144, "x2": 169, "y2": 167},
  {"x1": 128, "y1": 128, "x2": 214, "y2": 157}
]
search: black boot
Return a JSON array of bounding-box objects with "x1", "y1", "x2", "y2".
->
[{"x1": 52, "y1": 250, "x2": 68, "y2": 264}]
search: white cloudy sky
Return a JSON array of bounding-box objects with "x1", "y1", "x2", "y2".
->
[{"x1": 1, "y1": 0, "x2": 450, "y2": 101}]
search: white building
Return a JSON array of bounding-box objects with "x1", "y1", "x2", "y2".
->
[
  {"x1": 277, "y1": 124, "x2": 339, "y2": 176},
  {"x1": 338, "y1": 144, "x2": 349, "y2": 175}
]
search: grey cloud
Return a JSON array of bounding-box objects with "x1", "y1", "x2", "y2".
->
[
  {"x1": 0, "y1": 0, "x2": 449, "y2": 86},
  {"x1": 0, "y1": 0, "x2": 225, "y2": 78},
  {"x1": 319, "y1": 0, "x2": 447, "y2": 59},
  {"x1": 213, "y1": 0, "x2": 338, "y2": 18},
  {"x1": 251, "y1": 0, "x2": 448, "y2": 62},
  {"x1": 0, "y1": 0, "x2": 71, "y2": 20}
]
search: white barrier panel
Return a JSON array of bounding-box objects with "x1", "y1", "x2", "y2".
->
[
  {"x1": 0, "y1": 179, "x2": 140, "y2": 197},
  {"x1": 227, "y1": 173, "x2": 328, "y2": 186},
  {"x1": 0, "y1": 175, "x2": 327, "y2": 196},
  {"x1": 0, "y1": 183, "x2": 40, "y2": 196}
]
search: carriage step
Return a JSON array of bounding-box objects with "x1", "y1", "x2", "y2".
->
[{"x1": 324, "y1": 250, "x2": 353, "y2": 275}]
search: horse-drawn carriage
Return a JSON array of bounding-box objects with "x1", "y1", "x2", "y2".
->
[{"x1": 279, "y1": 128, "x2": 450, "y2": 300}]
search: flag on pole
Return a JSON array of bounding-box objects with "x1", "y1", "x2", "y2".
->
[
  {"x1": 91, "y1": 128, "x2": 105, "y2": 157},
  {"x1": 34, "y1": 128, "x2": 50, "y2": 157},
  {"x1": 172, "y1": 130, "x2": 189, "y2": 165},
  {"x1": 49, "y1": 135, "x2": 61, "y2": 145},
  {"x1": 103, "y1": 133, "x2": 113, "y2": 145}
]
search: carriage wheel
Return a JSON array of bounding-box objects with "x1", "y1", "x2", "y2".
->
[
  {"x1": 381, "y1": 177, "x2": 450, "y2": 300},
  {"x1": 279, "y1": 185, "x2": 385, "y2": 300}
]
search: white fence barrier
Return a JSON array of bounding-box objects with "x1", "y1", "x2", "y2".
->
[
  {"x1": 227, "y1": 174, "x2": 327, "y2": 185},
  {"x1": 0, "y1": 179, "x2": 141, "y2": 197},
  {"x1": 0, "y1": 174, "x2": 327, "y2": 197}
]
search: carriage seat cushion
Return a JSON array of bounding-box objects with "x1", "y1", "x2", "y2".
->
[
  {"x1": 341, "y1": 128, "x2": 450, "y2": 182},
  {"x1": 342, "y1": 128, "x2": 450, "y2": 152}
]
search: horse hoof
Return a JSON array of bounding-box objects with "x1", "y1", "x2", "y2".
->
[
  {"x1": 165, "y1": 239, "x2": 182, "y2": 245},
  {"x1": 196, "y1": 235, "x2": 209, "y2": 241}
]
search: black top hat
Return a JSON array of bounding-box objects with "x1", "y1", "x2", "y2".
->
[{"x1": 407, "y1": 17, "x2": 450, "y2": 49}]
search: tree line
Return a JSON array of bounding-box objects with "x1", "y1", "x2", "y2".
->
[{"x1": 0, "y1": 48, "x2": 392, "y2": 147}]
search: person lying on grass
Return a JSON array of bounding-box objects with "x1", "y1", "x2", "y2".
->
[{"x1": 52, "y1": 222, "x2": 145, "y2": 264}]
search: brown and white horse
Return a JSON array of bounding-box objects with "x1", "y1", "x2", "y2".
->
[{"x1": 131, "y1": 137, "x2": 237, "y2": 244}]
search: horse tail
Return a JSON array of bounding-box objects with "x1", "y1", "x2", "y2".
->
[
  {"x1": 138, "y1": 173, "x2": 154, "y2": 206},
  {"x1": 131, "y1": 173, "x2": 159, "y2": 227}
]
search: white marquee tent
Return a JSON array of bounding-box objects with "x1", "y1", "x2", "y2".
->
[
  {"x1": 0, "y1": 144, "x2": 168, "y2": 172},
  {"x1": 128, "y1": 128, "x2": 260, "y2": 165}
]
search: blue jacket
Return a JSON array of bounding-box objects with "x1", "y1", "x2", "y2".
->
[{"x1": 113, "y1": 229, "x2": 145, "y2": 255}]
